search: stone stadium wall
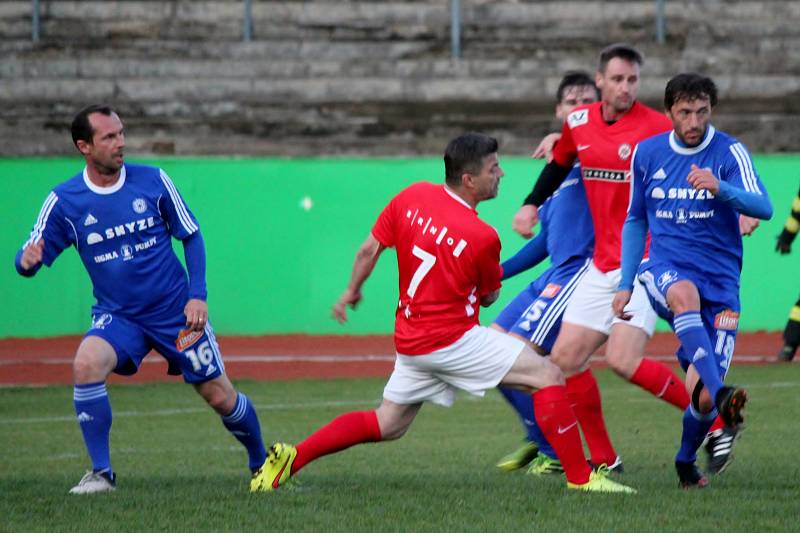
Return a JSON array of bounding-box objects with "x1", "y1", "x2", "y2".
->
[{"x1": 1, "y1": 0, "x2": 799, "y2": 156}]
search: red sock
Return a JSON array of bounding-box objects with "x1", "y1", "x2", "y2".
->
[
  {"x1": 629, "y1": 358, "x2": 690, "y2": 410},
  {"x1": 292, "y1": 410, "x2": 382, "y2": 474},
  {"x1": 709, "y1": 416, "x2": 724, "y2": 432},
  {"x1": 565, "y1": 369, "x2": 617, "y2": 466},
  {"x1": 534, "y1": 385, "x2": 592, "y2": 485}
]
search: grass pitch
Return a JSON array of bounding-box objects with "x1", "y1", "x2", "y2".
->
[{"x1": 1, "y1": 365, "x2": 799, "y2": 532}]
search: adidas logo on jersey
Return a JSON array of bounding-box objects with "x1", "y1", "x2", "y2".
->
[
  {"x1": 652, "y1": 168, "x2": 667, "y2": 180},
  {"x1": 77, "y1": 412, "x2": 94, "y2": 423},
  {"x1": 84, "y1": 213, "x2": 98, "y2": 226}
]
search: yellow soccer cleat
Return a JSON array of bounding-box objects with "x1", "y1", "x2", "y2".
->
[
  {"x1": 496, "y1": 441, "x2": 539, "y2": 472},
  {"x1": 567, "y1": 466, "x2": 637, "y2": 494},
  {"x1": 250, "y1": 443, "x2": 298, "y2": 492},
  {"x1": 526, "y1": 454, "x2": 564, "y2": 476}
]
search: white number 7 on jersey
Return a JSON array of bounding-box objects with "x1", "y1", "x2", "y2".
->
[{"x1": 408, "y1": 245, "x2": 436, "y2": 298}]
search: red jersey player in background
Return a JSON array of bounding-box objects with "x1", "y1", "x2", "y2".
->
[
  {"x1": 511, "y1": 44, "x2": 693, "y2": 472},
  {"x1": 251, "y1": 133, "x2": 634, "y2": 494}
]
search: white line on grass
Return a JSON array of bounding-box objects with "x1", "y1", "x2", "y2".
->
[
  {"x1": 1, "y1": 380, "x2": 796, "y2": 426},
  {"x1": 0, "y1": 398, "x2": 380, "y2": 425}
]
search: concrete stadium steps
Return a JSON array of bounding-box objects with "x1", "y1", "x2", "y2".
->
[{"x1": 1, "y1": 0, "x2": 799, "y2": 155}]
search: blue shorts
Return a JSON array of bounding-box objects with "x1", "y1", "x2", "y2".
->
[
  {"x1": 493, "y1": 257, "x2": 591, "y2": 353},
  {"x1": 638, "y1": 261, "x2": 740, "y2": 376},
  {"x1": 85, "y1": 311, "x2": 225, "y2": 384}
]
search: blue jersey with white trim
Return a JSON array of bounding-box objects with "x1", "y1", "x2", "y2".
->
[
  {"x1": 539, "y1": 165, "x2": 594, "y2": 267},
  {"x1": 20, "y1": 163, "x2": 199, "y2": 320},
  {"x1": 629, "y1": 126, "x2": 768, "y2": 289}
]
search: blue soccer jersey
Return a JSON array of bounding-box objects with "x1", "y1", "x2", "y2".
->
[
  {"x1": 18, "y1": 163, "x2": 202, "y2": 321},
  {"x1": 501, "y1": 165, "x2": 594, "y2": 280},
  {"x1": 625, "y1": 126, "x2": 772, "y2": 294}
]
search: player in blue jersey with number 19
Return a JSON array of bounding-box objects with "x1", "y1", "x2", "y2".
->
[
  {"x1": 15, "y1": 105, "x2": 270, "y2": 494},
  {"x1": 614, "y1": 73, "x2": 773, "y2": 488}
]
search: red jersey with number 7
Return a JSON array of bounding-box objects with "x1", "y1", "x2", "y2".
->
[
  {"x1": 552, "y1": 101, "x2": 672, "y2": 272},
  {"x1": 371, "y1": 182, "x2": 503, "y2": 355}
]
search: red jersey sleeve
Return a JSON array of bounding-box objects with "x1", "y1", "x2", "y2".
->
[
  {"x1": 371, "y1": 195, "x2": 397, "y2": 248},
  {"x1": 475, "y1": 235, "x2": 502, "y2": 297},
  {"x1": 552, "y1": 115, "x2": 578, "y2": 167}
]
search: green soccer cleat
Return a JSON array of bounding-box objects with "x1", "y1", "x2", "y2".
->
[
  {"x1": 250, "y1": 443, "x2": 298, "y2": 492},
  {"x1": 526, "y1": 454, "x2": 564, "y2": 475},
  {"x1": 496, "y1": 440, "x2": 539, "y2": 472},
  {"x1": 567, "y1": 466, "x2": 637, "y2": 494}
]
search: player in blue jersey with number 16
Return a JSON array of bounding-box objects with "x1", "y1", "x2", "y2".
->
[
  {"x1": 15, "y1": 105, "x2": 270, "y2": 494},
  {"x1": 614, "y1": 74, "x2": 773, "y2": 488}
]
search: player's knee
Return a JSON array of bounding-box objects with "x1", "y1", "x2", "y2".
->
[
  {"x1": 550, "y1": 345, "x2": 582, "y2": 374},
  {"x1": 197, "y1": 379, "x2": 237, "y2": 414},
  {"x1": 667, "y1": 282, "x2": 701, "y2": 315},
  {"x1": 73, "y1": 350, "x2": 113, "y2": 384},
  {"x1": 605, "y1": 349, "x2": 640, "y2": 379},
  {"x1": 538, "y1": 359, "x2": 565, "y2": 388}
]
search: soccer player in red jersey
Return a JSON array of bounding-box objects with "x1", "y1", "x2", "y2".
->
[
  {"x1": 511, "y1": 44, "x2": 691, "y2": 470},
  {"x1": 251, "y1": 133, "x2": 634, "y2": 494}
]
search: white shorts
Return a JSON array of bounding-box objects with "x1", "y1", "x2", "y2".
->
[
  {"x1": 561, "y1": 261, "x2": 657, "y2": 336},
  {"x1": 383, "y1": 325, "x2": 525, "y2": 407}
]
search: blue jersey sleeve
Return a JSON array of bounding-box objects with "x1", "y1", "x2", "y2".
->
[
  {"x1": 718, "y1": 142, "x2": 773, "y2": 219},
  {"x1": 157, "y1": 169, "x2": 200, "y2": 240},
  {"x1": 15, "y1": 191, "x2": 74, "y2": 276},
  {"x1": 182, "y1": 231, "x2": 208, "y2": 300},
  {"x1": 501, "y1": 226, "x2": 549, "y2": 280},
  {"x1": 619, "y1": 148, "x2": 649, "y2": 291}
]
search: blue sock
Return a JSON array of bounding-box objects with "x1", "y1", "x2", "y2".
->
[
  {"x1": 222, "y1": 393, "x2": 267, "y2": 472},
  {"x1": 674, "y1": 312, "x2": 723, "y2": 401},
  {"x1": 498, "y1": 387, "x2": 557, "y2": 459},
  {"x1": 676, "y1": 405, "x2": 716, "y2": 463},
  {"x1": 73, "y1": 382, "x2": 113, "y2": 475}
]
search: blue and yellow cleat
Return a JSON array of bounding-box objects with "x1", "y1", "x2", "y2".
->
[
  {"x1": 250, "y1": 443, "x2": 298, "y2": 492},
  {"x1": 496, "y1": 440, "x2": 539, "y2": 472},
  {"x1": 567, "y1": 466, "x2": 637, "y2": 494}
]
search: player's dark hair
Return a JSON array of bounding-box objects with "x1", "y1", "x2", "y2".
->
[
  {"x1": 444, "y1": 133, "x2": 499, "y2": 187},
  {"x1": 598, "y1": 43, "x2": 644, "y2": 72},
  {"x1": 664, "y1": 73, "x2": 718, "y2": 109},
  {"x1": 71, "y1": 104, "x2": 116, "y2": 147},
  {"x1": 556, "y1": 71, "x2": 600, "y2": 103}
]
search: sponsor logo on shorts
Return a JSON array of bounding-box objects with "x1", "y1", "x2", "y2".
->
[
  {"x1": 91, "y1": 313, "x2": 113, "y2": 330},
  {"x1": 176, "y1": 329, "x2": 203, "y2": 351},
  {"x1": 657, "y1": 270, "x2": 678, "y2": 289},
  {"x1": 540, "y1": 283, "x2": 562, "y2": 299},
  {"x1": 618, "y1": 143, "x2": 632, "y2": 160},
  {"x1": 714, "y1": 310, "x2": 739, "y2": 330}
]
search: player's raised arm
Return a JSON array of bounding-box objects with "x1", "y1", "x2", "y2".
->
[
  {"x1": 332, "y1": 234, "x2": 386, "y2": 323},
  {"x1": 500, "y1": 225, "x2": 549, "y2": 280}
]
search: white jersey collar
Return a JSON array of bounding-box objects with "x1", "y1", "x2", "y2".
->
[
  {"x1": 83, "y1": 165, "x2": 126, "y2": 195},
  {"x1": 669, "y1": 125, "x2": 715, "y2": 155},
  {"x1": 443, "y1": 185, "x2": 474, "y2": 210}
]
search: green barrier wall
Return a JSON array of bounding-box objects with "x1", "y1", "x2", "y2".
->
[{"x1": 2, "y1": 156, "x2": 798, "y2": 338}]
